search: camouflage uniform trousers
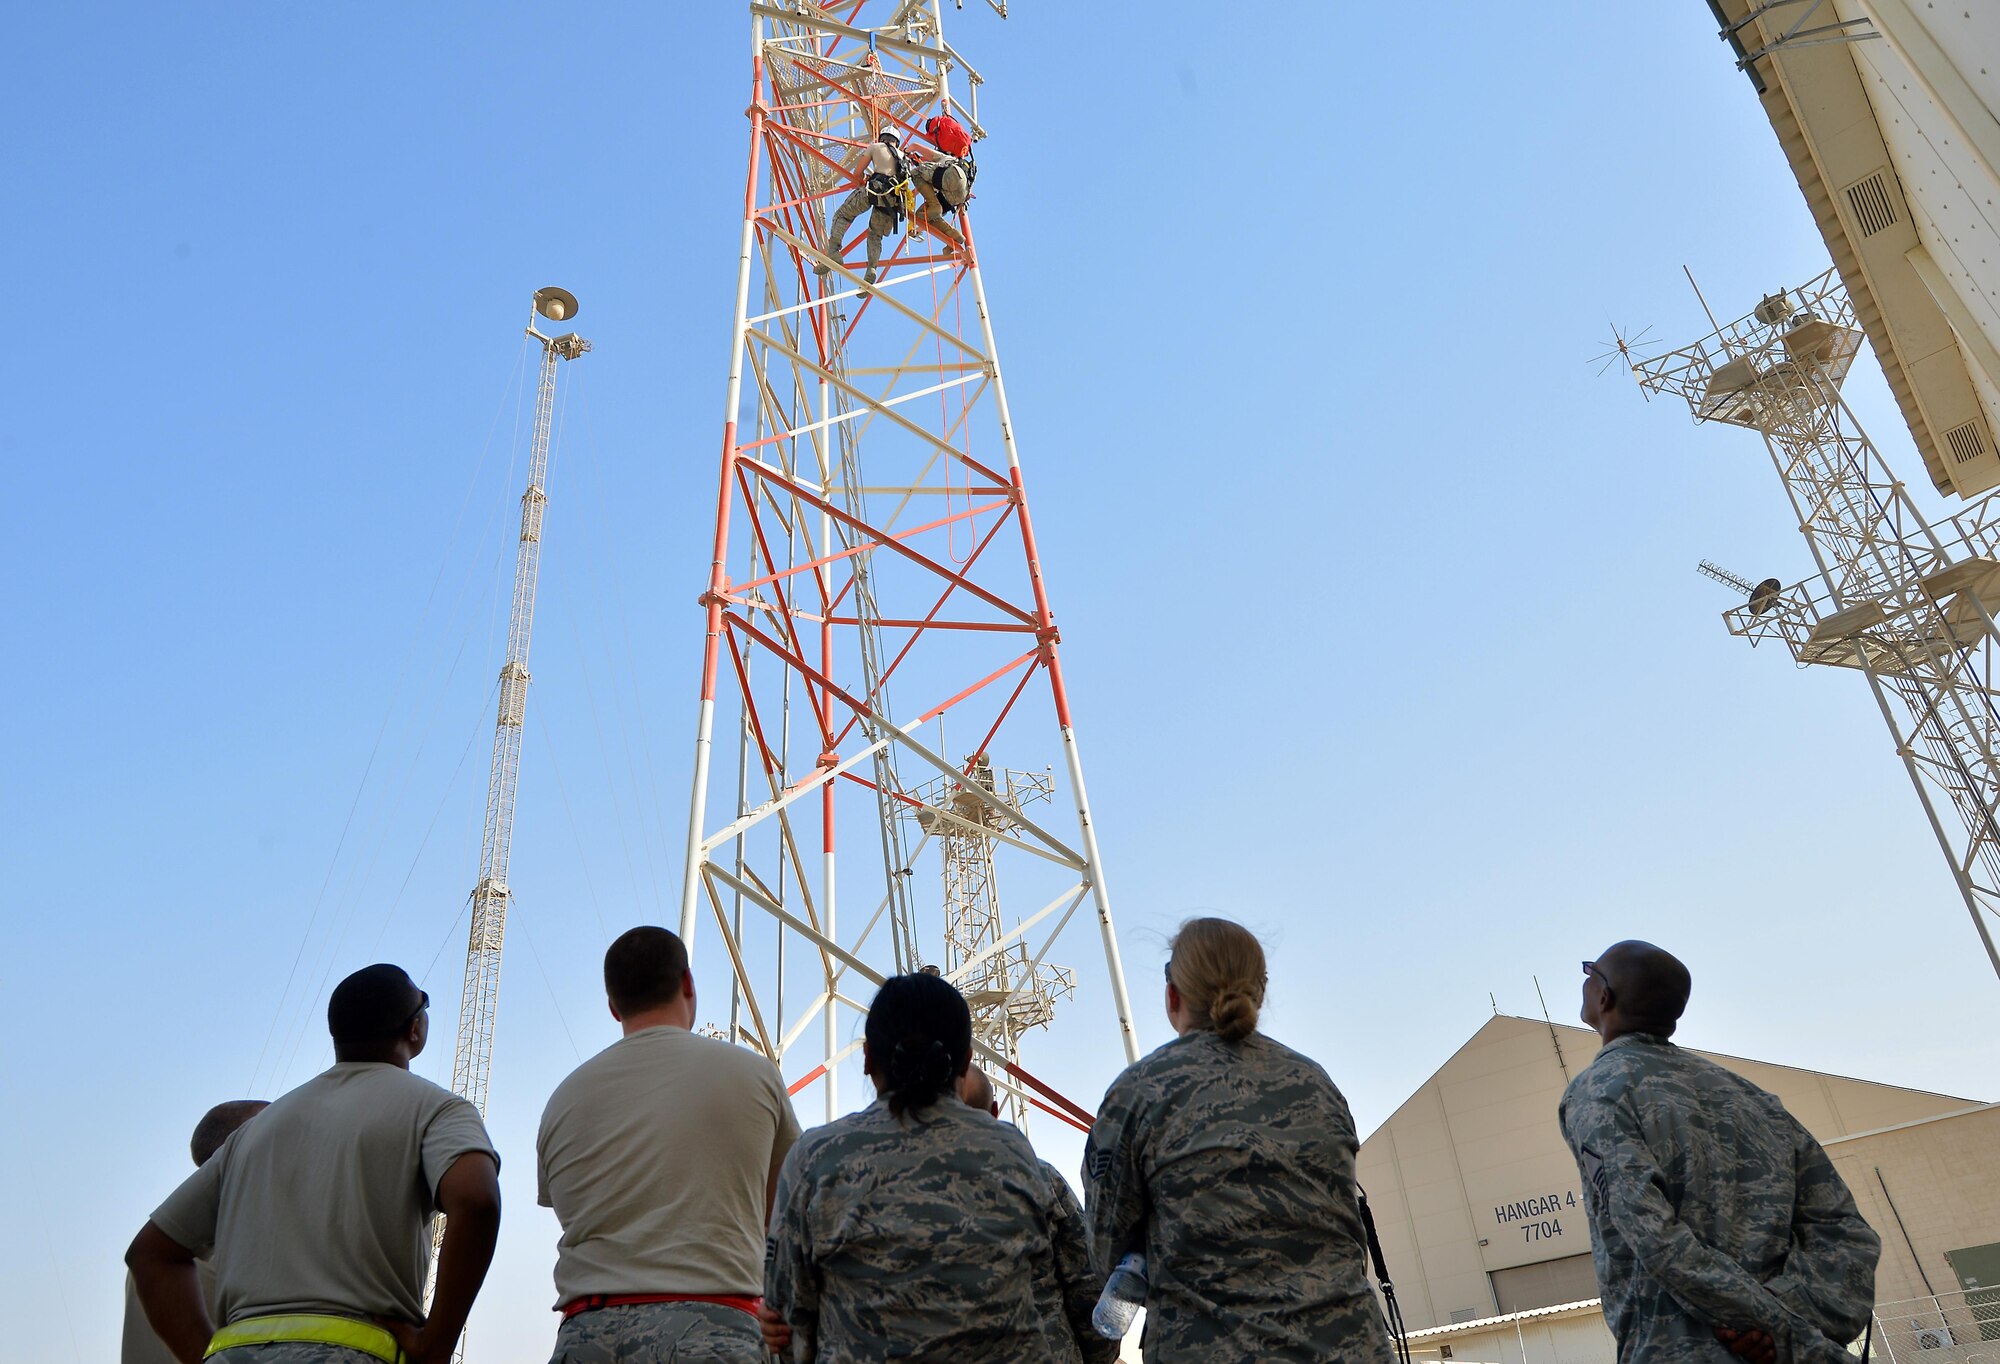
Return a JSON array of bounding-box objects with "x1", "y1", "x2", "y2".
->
[
  {"x1": 208, "y1": 1347, "x2": 384, "y2": 1364},
  {"x1": 822, "y1": 188, "x2": 897, "y2": 278},
  {"x1": 550, "y1": 1301, "x2": 765, "y2": 1363},
  {"x1": 907, "y1": 180, "x2": 965, "y2": 249},
  {"x1": 822, "y1": 186, "x2": 962, "y2": 280}
]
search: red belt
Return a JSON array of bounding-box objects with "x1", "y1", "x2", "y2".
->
[{"x1": 559, "y1": 1292, "x2": 763, "y2": 1321}]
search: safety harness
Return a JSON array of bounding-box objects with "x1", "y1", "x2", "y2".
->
[
  {"x1": 864, "y1": 140, "x2": 910, "y2": 232},
  {"x1": 205, "y1": 1314, "x2": 404, "y2": 1363}
]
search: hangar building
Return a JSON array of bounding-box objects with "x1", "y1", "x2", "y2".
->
[{"x1": 1357, "y1": 1015, "x2": 2000, "y2": 1361}]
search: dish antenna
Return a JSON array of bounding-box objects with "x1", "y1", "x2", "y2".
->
[{"x1": 1696, "y1": 560, "x2": 1782, "y2": 616}]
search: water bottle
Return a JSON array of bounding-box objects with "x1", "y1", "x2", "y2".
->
[{"x1": 1091, "y1": 1252, "x2": 1148, "y2": 1339}]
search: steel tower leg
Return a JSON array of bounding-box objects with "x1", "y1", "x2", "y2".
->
[{"x1": 682, "y1": 23, "x2": 768, "y2": 951}]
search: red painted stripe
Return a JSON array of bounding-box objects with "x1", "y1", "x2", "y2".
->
[
  {"x1": 1003, "y1": 1061, "x2": 1096, "y2": 1128},
  {"x1": 1025, "y1": 1095, "x2": 1093, "y2": 1135}
]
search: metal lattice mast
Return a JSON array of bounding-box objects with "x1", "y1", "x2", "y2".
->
[
  {"x1": 1631, "y1": 268, "x2": 2000, "y2": 979},
  {"x1": 449, "y1": 288, "x2": 591, "y2": 1118},
  {"x1": 914, "y1": 755, "x2": 1075, "y2": 1128},
  {"x1": 677, "y1": 0, "x2": 1139, "y2": 1133}
]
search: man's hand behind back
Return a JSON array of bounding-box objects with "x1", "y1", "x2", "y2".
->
[{"x1": 1714, "y1": 1325, "x2": 1779, "y2": 1364}]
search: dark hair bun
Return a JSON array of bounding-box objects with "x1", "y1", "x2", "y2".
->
[
  {"x1": 865, "y1": 974, "x2": 974, "y2": 1117},
  {"x1": 888, "y1": 1037, "x2": 955, "y2": 1102}
]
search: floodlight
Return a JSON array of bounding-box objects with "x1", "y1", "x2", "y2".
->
[{"x1": 534, "y1": 287, "x2": 580, "y2": 322}]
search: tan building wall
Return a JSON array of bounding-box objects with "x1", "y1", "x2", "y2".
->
[
  {"x1": 1826, "y1": 1104, "x2": 2000, "y2": 1308},
  {"x1": 1357, "y1": 1016, "x2": 1977, "y2": 1332}
]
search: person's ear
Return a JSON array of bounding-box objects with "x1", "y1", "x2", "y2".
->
[
  {"x1": 682, "y1": 971, "x2": 696, "y2": 999},
  {"x1": 954, "y1": 1049, "x2": 973, "y2": 1079},
  {"x1": 608, "y1": 998, "x2": 623, "y2": 1023},
  {"x1": 861, "y1": 1039, "x2": 876, "y2": 1077}
]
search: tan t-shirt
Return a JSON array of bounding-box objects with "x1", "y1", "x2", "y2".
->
[
  {"x1": 149, "y1": 1063, "x2": 497, "y2": 1325},
  {"x1": 536, "y1": 1025, "x2": 801, "y2": 1304}
]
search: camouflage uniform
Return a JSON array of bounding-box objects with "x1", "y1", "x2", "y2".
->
[
  {"x1": 551, "y1": 1301, "x2": 763, "y2": 1363},
  {"x1": 764, "y1": 1095, "x2": 1062, "y2": 1361},
  {"x1": 1040, "y1": 1161, "x2": 1120, "y2": 1364},
  {"x1": 821, "y1": 186, "x2": 899, "y2": 279},
  {"x1": 1559, "y1": 1033, "x2": 1881, "y2": 1364},
  {"x1": 908, "y1": 158, "x2": 967, "y2": 248},
  {"x1": 1082, "y1": 1030, "x2": 1395, "y2": 1364}
]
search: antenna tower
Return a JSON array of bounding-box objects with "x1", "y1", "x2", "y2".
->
[
  {"x1": 677, "y1": 1, "x2": 1139, "y2": 1128},
  {"x1": 1631, "y1": 268, "x2": 2000, "y2": 979},
  {"x1": 450, "y1": 288, "x2": 589, "y2": 1119},
  {"x1": 913, "y1": 754, "x2": 1075, "y2": 1127},
  {"x1": 430, "y1": 290, "x2": 586, "y2": 1359}
]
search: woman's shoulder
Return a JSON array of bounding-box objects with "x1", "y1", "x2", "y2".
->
[
  {"x1": 789, "y1": 1100, "x2": 900, "y2": 1169},
  {"x1": 1099, "y1": 1032, "x2": 1217, "y2": 1113},
  {"x1": 1244, "y1": 1030, "x2": 1333, "y2": 1073},
  {"x1": 1240, "y1": 1032, "x2": 1352, "y2": 1102},
  {"x1": 1122, "y1": 1031, "x2": 1348, "y2": 1104},
  {"x1": 930, "y1": 1098, "x2": 1042, "y2": 1159},
  {"x1": 853, "y1": 1103, "x2": 1048, "y2": 1194},
  {"x1": 1123, "y1": 1028, "x2": 1325, "y2": 1078}
]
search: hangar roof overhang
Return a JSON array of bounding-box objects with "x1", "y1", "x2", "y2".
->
[{"x1": 1704, "y1": 0, "x2": 1999, "y2": 498}]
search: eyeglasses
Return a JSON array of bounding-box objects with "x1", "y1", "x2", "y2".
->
[
  {"x1": 1582, "y1": 961, "x2": 1610, "y2": 988},
  {"x1": 402, "y1": 990, "x2": 430, "y2": 1032}
]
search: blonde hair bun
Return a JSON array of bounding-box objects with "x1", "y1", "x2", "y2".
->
[
  {"x1": 1208, "y1": 988, "x2": 1259, "y2": 1041},
  {"x1": 1167, "y1": 917, "x2": 1267, "y2": 1042}
]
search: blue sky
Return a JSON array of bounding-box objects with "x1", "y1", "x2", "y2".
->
[{"x1": 7, "y1": 4, "x2": 1996, "y2": 1359}]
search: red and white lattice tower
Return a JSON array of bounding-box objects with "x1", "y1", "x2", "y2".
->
[{"x1": 677, "y1": 0, "x2": 1139, "y2": 1130}]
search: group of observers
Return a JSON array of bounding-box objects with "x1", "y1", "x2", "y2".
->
[
  {"x1": 125, "y1": 919, "x2": 1885, "y2": 1364},
  {"x1": 125, "y1": 916, "x2": 1391, "y2": 1362}
]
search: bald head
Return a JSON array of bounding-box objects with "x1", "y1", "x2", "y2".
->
[
  {"x1": 959, "y1": 1065, "x2": 999, "y2": 1118},
  {"x1": 1583, "y1": 940, "x2": 1692, "y2": 1041},
  {"x1": 190, "y1": 1100, "x2": 269, "y2": 1167}
]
